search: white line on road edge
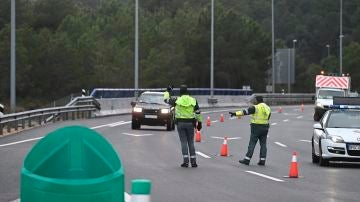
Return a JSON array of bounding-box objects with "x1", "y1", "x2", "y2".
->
[
  {"x1": 296, "y1": 116, "x2": 303, "y2": 119},
  {"x1": 122, "y1": 133, "x2": 153, "y2": 137},
  {"x1": 91, "y1": 123, "x2": 113, "y2": 129},
  {"x1": 271, "y1": 123, "x2": 277, "y2": 126},
  {"x1": 300, "y1": 140, "x2": 311, "y2": 143},
  {"x1": 196, "y1": 151, "x2": 211, "y2": 159},
  {"x1": 108, "y1": 121, "x2": 125, "y2": 127},
  {"x1": 283, "y1": 119, "x2": 289, "y2": 122},
  {"x1": 274, "y1": 142, "x2": 287, "y2": 147},
  {"x1": 0, "y1": 137, "x2": 43, "y2": 147},
  {"x1": 245, "y1": 171, "x2": 284, "y2": 182}
]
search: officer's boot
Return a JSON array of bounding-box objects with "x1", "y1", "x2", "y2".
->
[
  {"x1": 239, "y1": 158, "x2": 250, "y2": 165},
  {"x1": 181, "y1": 156, "x2": 189, "y2": 168},
  {"x1": 257, "y1": 160, "x2": 266, "y2": 166},
  {"x1": 190, "y1": 157, "x2": 197, "y2": 168}
]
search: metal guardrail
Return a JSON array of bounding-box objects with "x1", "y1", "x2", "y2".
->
[
  {"x1": 0, "y1": 96, "x2": 100, "y2": 136},
  {"x1": 248, "y1": 93, "x2": 315, "y2": 105}
]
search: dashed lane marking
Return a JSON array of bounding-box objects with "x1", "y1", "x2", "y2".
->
[
  {"x1": 300, "y1": 140, "x2": 311, "y2": 143},
  {"x1": 211, "y1": 120, "x2": 219, "y2": 123},
  {"x1": 0, "y1": 137, "x2": 43, "y2": 147},
  {"x1": 109, "y1": 121, "x2": 131, "y2": 127},
  {"x1": 271, "y1": 123, "x2": 277, "y2": 126},
  {"x1": 274, "y1": 142, "x2": 287, "y2": 147},
  {"x1": 245, "y1": 171, "x2": 284, "y2": 182},
  {"x1": 122, "y1": 133, "x2": 154, "y2": 137},
  {"x1": 211, "y1": 136, "x2": 241, "y2": 140},
  {"x1": 196, "y1": 151, "x2": 211, "y2": 159},
  {"x1": 283, "y1": 119, "x2": 289, "y2": 122},
  {"x1": 296, "y1": 116, "x2": 303, "y2": 119}
]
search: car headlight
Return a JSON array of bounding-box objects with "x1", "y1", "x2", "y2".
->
[
  {"x1": 133, "y1": 107, "x2": 142, "y2": 112},
  {"x1": 328, "y1": 135, "x2": 344, "y2": 143},
  {"x1": 316, "y1": 102, "x2": 324, "y2": 108},
  {"x1": 161, "y1": 108, "x2": 170, "y2": 114}
]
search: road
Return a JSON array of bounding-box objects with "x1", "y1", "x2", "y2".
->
[{"x1": 1, "y1": 105, "x2": 360, "y2": 202}]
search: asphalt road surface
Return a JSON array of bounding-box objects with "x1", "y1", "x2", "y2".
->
[{"x1": 1, "y1": 105, "x2": 360, "y2": 202}]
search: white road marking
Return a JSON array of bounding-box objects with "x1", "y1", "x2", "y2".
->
[
  {"x1": 296, "y1": 116, "x2": 303, "y2": 119},
  {"x1": 274, "y1": 142, "x2": 287, "y2": 147},
  {"x1": 211, "y1": 136, "x2": 241, "y2": 140},
  {"x1": 196, "y1": 151, "x2": 211, "y2": 159},
  {"x1": 122, "y1": 133, "x2": 153, "y2": 137},
  {"x1": 271, "y1": 123, "x2": 277, "y2": 126},
  {"x1": 91, "y1": 123, "x2": 113, "y2": 129},
  {"x1": 245, "y1": 171, "x2": 284, "y2": 182},
  {"x1": 108, "y1": 121, "x2": 125, "y2": 127},
  {"x1": 0, "y1": 137, "x2": 43, "y2": 147},
  {"x1": 283, "y1": 119, "x2": 289, "y2": 122},
  {"x1": 212, "y1": 120, "x2": 219, "y2": 123},
  {"x1": 109, "y1": 121, "x2": 131, "y2": 127},
  {"x1": 229, "y1": 117, "x2": 237, "y2": 120},
  {"x1": 300, "y1": 140, "x2": 311, "y2": 143}
]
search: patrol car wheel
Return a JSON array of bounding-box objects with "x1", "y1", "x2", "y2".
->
[
  {"x1": 312, "y1": 138, "x2": 319, "y2": 163},
  {"x1": 319, "y1": 142, "x2": 329, "y2": 166},
  {"x1": 166, "y1": 120, "x2": 173, "y2": 131}
]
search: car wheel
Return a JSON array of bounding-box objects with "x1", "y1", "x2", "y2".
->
[
  {"x1": 131, "y1": 120, "x2": 140, "y2": 130},
  {"x1": 171, "y1": 120, "x2": 175, "y2": 130},
  {"x1": 312, "y1": 138, "x2": 319, "y2": 163},
  {"x1": 166, "y1": 121, "x2": 172, "y2": 131},
  {"x1": 319, "y1": 142, "x2": 329, "y2": 166}
]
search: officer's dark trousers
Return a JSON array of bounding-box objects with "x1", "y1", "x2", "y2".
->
[
  {"x1": 245, "y1": 124, "x2": 269, "y2": 160},
  {"x1": 177, "y1": 121, "x2": 196, "y2": 163}
]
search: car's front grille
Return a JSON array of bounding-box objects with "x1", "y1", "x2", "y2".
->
[
  {"x1": 346, "y1": 143, "x2": 360, "y2": 156},
  {"x1": 143, "y1": 109, "x2": 158, "y2": 115}
]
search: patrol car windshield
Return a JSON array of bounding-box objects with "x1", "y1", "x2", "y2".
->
[
  {"x1": 326, "y1": 111, "x2": 360, "y2": 128},
  {"x1": 318, "y1": 90, "x2": 344, "y2": 99},
  {"x1": 138, "y1": 93, "x2": 165, "y2": 104}
]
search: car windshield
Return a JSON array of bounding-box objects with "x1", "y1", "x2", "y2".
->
[
  {"x1": 318, "y1": 90, "x2": 344, "y2": 99},
  {"x1": 327, "y1": 111, "x2": 360, "y2": 128},
  {"x1": 138, "y1": 93, "x2": 165, "y2": 104}
]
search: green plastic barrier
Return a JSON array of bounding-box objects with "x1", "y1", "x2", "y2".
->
[{"x1": 20, "y1": 126, "x2": 124, "y2": 202}]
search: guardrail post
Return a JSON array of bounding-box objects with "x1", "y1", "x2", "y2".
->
[
  {"x1": 22, "y1": 119, "x2": 25, "y2": 129},
  {"x1": 14, "y1": 120, "x2": 18, "y2": 131},
  {"x1": 72, "y1": 112, "x2": 75, "y2": 120}
]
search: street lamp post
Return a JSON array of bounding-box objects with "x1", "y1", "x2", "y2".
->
[
  {"x1": 210, "y1": 0, "x2": 214, "y2": 98},
  {"x1": 134, "y1": 0, "x2": 139, "y2": 98},
  {"x1": 10, "y1": 0, "x2": 16, "y2": 112},
  {"x1": 339, "y1": 0, "x2": 343, "y2": 75},
  {"x1": 271, "y1": 0, "x2": 275, "y2": 93},
  {"x1": 326, "y1": 44, "x2": 330, "y2": 57}
]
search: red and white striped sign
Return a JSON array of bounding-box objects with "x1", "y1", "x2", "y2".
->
[{"x1": 316, "y1": 75, "x2": 350, "y2": 89}]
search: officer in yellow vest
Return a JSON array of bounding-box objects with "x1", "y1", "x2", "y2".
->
[
  {"x1": 229, "y1": 96, "x2": 271, "y2": 166},
  {"x1": 166, "y1": 85, "x2": 202, "y2": 168}
]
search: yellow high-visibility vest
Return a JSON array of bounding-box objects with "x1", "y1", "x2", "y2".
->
[{"x1": 251, "y1": 103, "x2": 270, "y2": 124}]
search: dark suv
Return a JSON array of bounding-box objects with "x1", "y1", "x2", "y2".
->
[{"x1": 131, "y1": 91, "x2": 175, "y2": 131}]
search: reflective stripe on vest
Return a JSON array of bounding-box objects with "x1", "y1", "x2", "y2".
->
[
  {"x1": 175, "y1": 95, "x2": 196, "y2": 119},
  {"x1": 251, "y1": 103, "x2": 270, "y2": 124}
]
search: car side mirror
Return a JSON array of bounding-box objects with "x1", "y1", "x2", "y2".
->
[
  {"x1": 130, "y1": 101, "x2": 136, "y2": 107},
  {"x1": 313, "y1": 123, "x2": 323, "y2": 130}
]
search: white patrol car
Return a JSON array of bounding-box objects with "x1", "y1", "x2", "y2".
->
[{"x1": 312, "y1": 97, "x2": 360, "y2": 166}]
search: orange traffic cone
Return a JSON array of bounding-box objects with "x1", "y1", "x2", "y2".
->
[
  {"x1": 300, "y1": 103, "x2": 304, "y2": 112},
  {"x1": 207, "y1": 116, "x2": 211, "y2": 126},
  {"x1": 220, "y1": 137, "x2": 229, "y2": 156},
  {"x1": 220, "y1": 114, "x2": 224, "y2": 122},
  {"x1": 195, "y1": 130, "x2": 201, "y2": 142},
  {"x1": 288, "y1": 152, "x2": 299, "y2": 178},
  {"x1": 277, "y1": 106, "x2": 283, "y2": 113}
]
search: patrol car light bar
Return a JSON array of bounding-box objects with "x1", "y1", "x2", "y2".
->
[
  {"x1": 333, "y1": 97, "x2": 360, "y2": 106},
  {"x1": 329, "y1": 105, "x2": 360, "y2": 109}
]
